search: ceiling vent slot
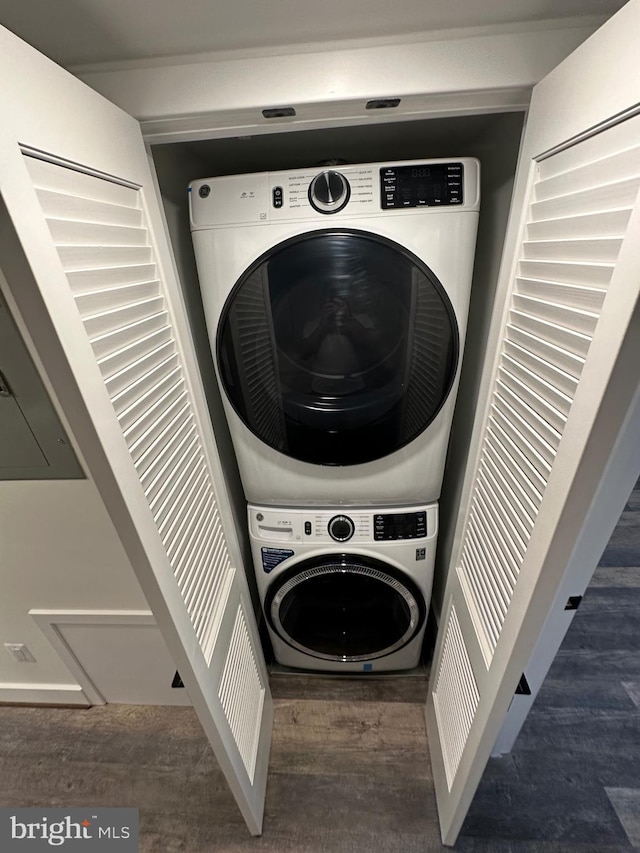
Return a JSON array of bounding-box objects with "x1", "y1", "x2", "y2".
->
[
  {"x1": 262, "y1": 106, "x2": 296, "y2": 119},
  {"x1": 366, "y1": 98, "x2": 401, "y2": 110}
]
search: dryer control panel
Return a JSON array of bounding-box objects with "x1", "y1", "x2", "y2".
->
[
  {"x1": 380, "y1": 162, "x2": 463, "y2": 209},
  {"x1": 248, "y1": 504, "x2": 438, "y2": 544},
  {"x1": 189, "y1": 157, "x2": 480, "y2": 228}
]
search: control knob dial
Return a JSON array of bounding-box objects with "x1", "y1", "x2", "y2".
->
[
  {"x1": 308, "y1": 170, "x2": 351, "y2": 214},
  {"x1": 328, "y1": 514, "x2": 355, "y2": 542}
]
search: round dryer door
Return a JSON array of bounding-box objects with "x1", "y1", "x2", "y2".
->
[
  {"x1": 217, "y1": 229, "x2": 458, "y2": 465},
  {"x1": 265, "y1": 554, "x2": 426, "y2": 662}
]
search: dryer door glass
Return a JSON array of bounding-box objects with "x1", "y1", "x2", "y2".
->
[
  {"x1": 265, "y1": 555, "x2": 426, "y2": 661},
  {"x1": 218, "y1": 229, "x2": 458, "y2": 465}
]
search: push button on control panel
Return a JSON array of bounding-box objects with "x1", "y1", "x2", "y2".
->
[
  {"x1": 304, "y1": 521, "x2": 312, "y2": 536},
  {"x1": 272, "y1": 186, "x2": 283, "y2": 208}
]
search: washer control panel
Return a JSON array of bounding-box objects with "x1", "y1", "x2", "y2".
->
[{"x1": 248, "y1": 504, "x2": 437, "y2": 544}]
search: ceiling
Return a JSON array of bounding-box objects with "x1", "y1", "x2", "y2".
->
[{"x1": 0, "y1": 0, "x2": 628, "y2": 69}]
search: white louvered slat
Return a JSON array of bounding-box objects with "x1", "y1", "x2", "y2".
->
[
  {"x1": 511, "y1": 293, "x2": 600, "y2": 335},
  {"x1": 111, "y1": 353, "x2": 180, "y2": 416},
  {"x1": 47, "y1": 218, "x2": 148, "y2": 246},
  {"x1": 164, "y1": 476, "x2": 210, "y2": 561},
  {"x1": 526, "y1": 208, "x2": 631, "y2": 241},
  {"x1": 500, "y1": 354, "x2": 572, "y2": 420},
  {"x1": 530, "y1": 178, "x2": 640, "y2": 220},
  {"x1": 465, "y1": 528, "x2": 510, "y2": 617},
  {"x1": 132, "y1": 403, "x2": 191, "y2": 478},
  {"x1": 142, "y1": 423, "x2": 199, "y2": 507},
  {"x1": 457, "y1": 133, "x2": 640, "y2": 665},
  {"x1": 97, "y1": 328, "x2": 174, "y2": 380},
  {"x1": 504, "y1": 325, "x2": 585, "y2": 379},
  {"x1": 121, "y1": 381, "x2": 187, "y2": 449},
  {"x1": 117, "y1": 366, "x2": 183, "y2": 433},
  {"x1": 26, "y1": 155, "x2": 236, "y2": 666},
  {"x1": 433, "y1": 605, "x2": 480, "y2": 790},
  {"x1": 509, "y1": 309, "x2": 592, "y2": 358},
  {"x1": 218, "y1": 603, "x2": 266, "y2": 783},
  {"x1": 470, "y1": 490, "x2": 521, "y2": 589},
  {"x1": 518, "y1": 259, "x2": 614, "y2": 287},
  {"x1": 82, "y1": 297, "x2": 166, "y2": 338},
  {"x1": 75, "y1": 280, "x2": 162, "y2": 316},
  {"x1": 514, "y1": 278, "x2": 606, "y2": 313},
  {"x1": 89, "y1": 312, "x2": 169, "y2": 361},
  {"x1": 521, "y1": 236, "x2": 622, "y2": 262},
  {"x1": 105, "y1": 341, "x2": 175, "y2": 398},
  {"x1": 535, "y1": 147, "x2": 640, "y2": 200},
  {"x1": 128, "y1": 393, "x2": 190, "y2": 462},
  {"x1": 36, "y1": 189, "x2": 143, "y2": 228},
  {"x1": 67, "y1": 264, "x2": 158, "y2": 294},
  {"x1": 460, "y1": 549, "x2": 503, "y2": 647},
  {"x1": 26, "y1": 156, "x2": 138, "y2": 206},
  {"x1": 492, "y1": 388, "x2": 557, "y2": 467},
  {"x1": 57, "y1": 245, "x2": 153, "y2": 270}
]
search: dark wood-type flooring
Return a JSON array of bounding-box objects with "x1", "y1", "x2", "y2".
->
[{"x1": 0, "y1": 481, "x2": 638, "y2": 851}]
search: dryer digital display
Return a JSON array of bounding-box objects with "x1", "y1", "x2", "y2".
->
[{"x1": 380, "y1": 162, "x2": 464, "y2": 208}]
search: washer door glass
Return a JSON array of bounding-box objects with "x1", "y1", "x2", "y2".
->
[
  {"x1": 217, "y1": 229, "x2": 459, "y2": 465},
  {"x1": 265, "y1": 555, "x2": 426, "y2": 661}
]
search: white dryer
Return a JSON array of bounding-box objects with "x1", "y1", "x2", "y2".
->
[
  {"x1": 248, "y1": 503, "x2": 438, "y2": 673},
  {"x1": 190, "y1": 159, "x2": 480, "y2": 506}
]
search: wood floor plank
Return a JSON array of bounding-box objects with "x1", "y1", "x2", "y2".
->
[
  {"x1": 271, "y1": 698, "x2": 432, "y2": 780},
  {"x1": 269, "y1": 671, "x2": 429, "y2": 703}
]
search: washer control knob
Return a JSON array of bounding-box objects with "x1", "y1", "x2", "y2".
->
[
  {"x1": 328, "y1": 514, "x2": 355, "y2": 542},
  {"x1": 308, "y1": 170, "x2": 351, "y2": 214}
]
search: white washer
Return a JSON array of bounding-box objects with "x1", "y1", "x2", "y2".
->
[
  {"x1": 248, "y1": 503, "x2": 438, "y2": 673},
  {"x1": 190, "y1": 158, "x2": 480, "y2": 506}
]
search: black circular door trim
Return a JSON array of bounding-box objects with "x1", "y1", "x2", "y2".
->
[
  {"x1": 264, "y1": 553, "x2": 427, "y2": 662},
  {"x1": 216, "y1": 228, "x2": 460, "y2": 466}
]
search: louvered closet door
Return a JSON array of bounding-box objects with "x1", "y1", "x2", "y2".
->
[
  {"x1": 0, "y1": 23, "x2": 271, "y2": 836},
  {"x1": 453, "y1": 121, "x2": 640, "y2": 667},
  {"x1": 18, "y1": 154, "x2": 272, "y2": 831},
  {"x1": 426, "y1": 1, "x2": 640, "y2": 839}
]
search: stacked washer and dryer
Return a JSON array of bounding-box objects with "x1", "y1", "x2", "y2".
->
[{"x1": 189, "y1": 158, "x2": 480, "y2": 672}]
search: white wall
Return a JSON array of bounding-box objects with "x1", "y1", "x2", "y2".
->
[
  {"x1": 0, "y1": 480, "x2": 149, "y2": 693},
  {"x1": 0, "y1": 253, "x2": 155, "y2": 702}
]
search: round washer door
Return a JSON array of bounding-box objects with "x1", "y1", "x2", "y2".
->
[
  {"x1": 217, "y1": 229, "x2": 458, "y2": 465},
  {"x1": 265, "y1": 554, "x2": 426, "y2": 662}
]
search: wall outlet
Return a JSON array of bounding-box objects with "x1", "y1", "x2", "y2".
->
[{"x1": 4, "y1": 643, "x2": 36, "y2": 663}]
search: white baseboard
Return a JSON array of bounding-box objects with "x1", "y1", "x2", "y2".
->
[{"x1": 0, "y1": 683, "x2": 89, "y2": 705}]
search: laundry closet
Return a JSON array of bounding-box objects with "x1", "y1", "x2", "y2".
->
[
  {"x1": 150, "y1": 111, "x2": 524, "y2": 629},
  {"x1": 1, "y1": 6, "x2": 640, "y2": 844}
]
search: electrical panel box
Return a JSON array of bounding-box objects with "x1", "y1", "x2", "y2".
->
[{"x1": 0, "y1": 292, "x2": 83, "y2": 480}]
